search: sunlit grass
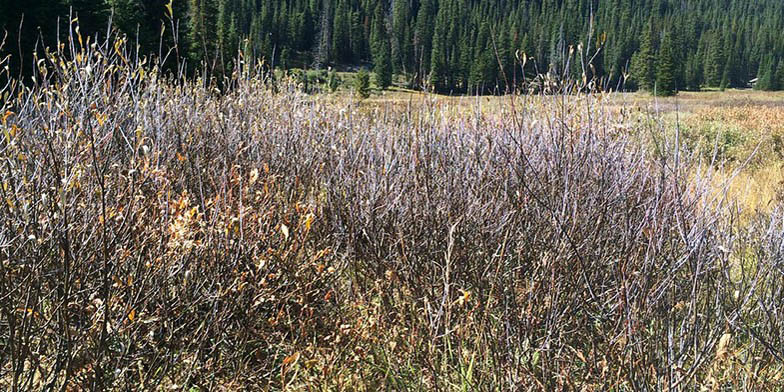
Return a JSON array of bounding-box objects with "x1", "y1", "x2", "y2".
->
[{"x1": 2, "y1": 29, "x2": 784, "y2": 390}]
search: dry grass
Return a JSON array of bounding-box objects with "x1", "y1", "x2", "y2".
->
[
  {"x1": 367, "y1": 89, "x2": 784, "y2": 216},
  {"x1": 2, "y1": 31, "x2": 784, "y2": 391}
]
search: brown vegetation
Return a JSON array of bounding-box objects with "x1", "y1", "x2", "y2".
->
[{"x1": 2, "y1": 32, "x2": 784, "y2": 391}]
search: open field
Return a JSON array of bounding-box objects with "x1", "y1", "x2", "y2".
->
[
  {"x1": 3, "y1": 40, "x2": 784, "y2": 391},
  {"x1": 360, "y1": 88, "x2": 784, "y2": 217}
]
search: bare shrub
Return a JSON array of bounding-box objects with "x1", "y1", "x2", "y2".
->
[{"x1": 0, "y1": 27, "x2": 783, "y2": 391}]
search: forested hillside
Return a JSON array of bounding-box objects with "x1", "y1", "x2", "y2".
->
[{"x1": 2, "y1": 0, "x2": 784, "y2": 94}]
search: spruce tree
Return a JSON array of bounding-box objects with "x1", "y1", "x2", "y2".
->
[
  {"x1": 705, "y1": 33, "x2": 725, "y2": 87},
  {"x1": 630, "y1": 20, "x2": 657, "y2": 91},
  {"x1": 354, "y1": 68, "x2": 370, "y2": 98},
  {"x1": 188, "y1": 0, "x2": 220, "y2": 66},
  {"x1": 375, "y1": 43, "x2": 393, "y2": 88},
  {"x1": 332, "y1": 0, "x2": 351, "y2": 63},
  {"x1": 414, "y1": 0, "x2": 434, "y2": 84},
  {"x1": 776, "y1": 59, "x2": 784, "y2": 91},
  {"x1": 429, "y1": 3, "x2": 448, "y2": 91},
  {"x1": 655, "y1": 32, "x2": 677, "y2": 96},
  {"x1": 370, "y1": 0, "x2": 392, "y2": 88}
]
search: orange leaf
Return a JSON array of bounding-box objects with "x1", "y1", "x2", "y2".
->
[
  {"x1": 282, "y1": 352, "x2": 300, "y2": 366},
  {"x1": 128, "y1": 309, "x2": 136, "y2": 322},
  {"x1": 2, "y1": 110, "x2": 13, "y2": 124}
]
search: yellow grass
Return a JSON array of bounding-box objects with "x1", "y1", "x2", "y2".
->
[{"x1": 364, "y1": 89, "x2": 784, "y2": 215}]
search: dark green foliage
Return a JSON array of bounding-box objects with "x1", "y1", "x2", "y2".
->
[
  {"x1": 755, "y1": 55, "x2": 780, "y2": 91},
  {"x1": 354, "y1": 68, "x2": 370, "y2": 98},
  {"x1": 375, "y1": 44, "x2": 393, "y2": 89},
  {"x1": 655, "y1": 32, "x2": 677, "y2": 96},
  {"x1": 327, "y1": 68, "x2": 341, "y2": 91},
  {"x1": 630, "y1": 20, "x2": 657, "y2": 92},
  {"x1": 3, "y1": 0, "x2": 784, "y2": 92},
  {"x1": 371, "y1": 1, "x2": 392, "y2": 89}
]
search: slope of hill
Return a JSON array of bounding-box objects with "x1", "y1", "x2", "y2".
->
[{"x1": 2, "y1": 0, "x2": 784, "y2": 93}]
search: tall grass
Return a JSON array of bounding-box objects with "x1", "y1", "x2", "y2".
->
[{"x1": 1, "y1": 26, "x2": 784, "y2": 391}]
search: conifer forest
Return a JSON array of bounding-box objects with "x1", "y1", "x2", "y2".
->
[{"x1": 2, "y1": 0, "x2": 784, "y2": 94}]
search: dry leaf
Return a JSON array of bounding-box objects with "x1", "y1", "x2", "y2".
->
[
  {"x1": 303, "y1": 213, "x2": 314, "y2": 231},
  {"x1": 282, "y1": 352, "x2": 300, "y2": 366},
  {"x1": 716, "y1": 333, "x2": 731, "y2": 360},
  {"x1": 280, "y1": 223, "x2": 289, "y2": 239}
]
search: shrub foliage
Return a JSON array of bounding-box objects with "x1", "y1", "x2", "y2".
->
[{"x1": 1, "y1": 29, "x2": 784, "y2": 391}]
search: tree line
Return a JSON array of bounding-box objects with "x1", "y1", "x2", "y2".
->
[{"x1": 2, "y1": 0, "x2": 784, "y2": 94}]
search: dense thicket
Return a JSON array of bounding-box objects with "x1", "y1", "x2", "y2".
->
[
  {"x1": 2, "y1": 0, "x2": 784, "y2": 94},
  {"x1": 4, "y1": 29, "x2": 784, "y2": 389}
]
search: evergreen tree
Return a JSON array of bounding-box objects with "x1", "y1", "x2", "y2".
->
[
  {"x1": 414, "y1": 0, "x2": 434, "y2": 84},
  {"x1": 332, "y1": 0, "x2": 351, "y2": 63},
  {"x1": 370, "y1": 0, "x2": 392, "y2": 88},
  {"x1": 189, "y1": 0, "x2": 220, "y2": 66},
  {"x1": 354, "y1": 68, "x2": 370, "y2": 97},
  {"x1": 391, "y1": 0, "x2": 409, "y2": 73},
  {"x1": 428, "y1": 2, "x2": 448, "y2": 91},
  {"x1": 630, "y1": 20, "x2": 656, "y2": 91},
  {"x1": 776, "y1": 60, "x2": 784, "y2": 90},
  {"x1": 705, "y1": 33, "x2": 725, "y2": 88},
  {"x1": 349, "y1": 10, "x2": 364, "y2": 62},
  {"x1": 327, "y1": 68, "x2": 341, "y2": 91},
  {"x1": 655, "y1": 32, "x2": 677, "y2": 96},
  {"x1": 375, "y1": 43, "x2": 393, "y2": 88},
  {"x1": 4, "y1": 0, "x2": 784, "y2": 93}
]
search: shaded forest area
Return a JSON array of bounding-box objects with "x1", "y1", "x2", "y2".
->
[{"x1": 1, "y1": 0, "x2": 784, "y2": 94}]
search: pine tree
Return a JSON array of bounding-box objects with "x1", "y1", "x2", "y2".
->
[
  {"x1": 332, "y1": 0, "x2": 351, "y2": 63},
  {"x1": 630, "y1": 20, "x2": 657, "y2": 91},
  {"x1": 391, "y1": 0, "x2": 409, "y2": 73},
  {"x1": 776, "y1": 59, "x2": 784, "y2": 91},
  {"x1": 189, "y1": 0, "x2": 220, "y2": 66},
  {"x1": 705, "y1": 33, "x2": 725, "y2": 87},
  {"x1": 350, "y1": 10, "x2": 364, "y2": 62},
  {"x1": 375, "y1": 43, "x2": 393, "y2": 88},
  {"x1": 429, "y1": 2, "x2": 448, "y2": 91},
  {"x1": 414, "y1": 0, "x2": 434, "y2": 84},
  {"x1": 655, "y1": 32, "x2": 677, "y2": 96},
  {"x1": 370, "y1": 2, "x2": 385, "y2": 57},
  {"x1": 370, "y1": 1, "x2": 393, "y2": 89},
  {"x1": 354, "y1": 68, "x2": 370, "y2": 98},
  {"x1": 6, "y1": 0, "x2": 784, "y2": 94}
]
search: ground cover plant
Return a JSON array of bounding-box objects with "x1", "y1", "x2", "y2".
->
[{"x1": 2, "y1": 30, "x2": 784, "y2": 391}]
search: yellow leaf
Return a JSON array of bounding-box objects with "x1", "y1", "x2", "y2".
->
[
  {"x1": 304, "y1": 359, "x2": 318, "y2": 369},
  {"x1": 456, "y1": 289, "x2": 471, "y2": 306},
  {"x1": 280, "y1": 223, "x2": 289, "y2": 240},
  {"x1": 128, "y1": 309, "x2": 136, "y2": 322},
  {"x1": 303, "y1": 213, "x2": 314, "y2": 231},
  {"x1": 165, "y1": 0, "x2": 174, "y2": 19}
]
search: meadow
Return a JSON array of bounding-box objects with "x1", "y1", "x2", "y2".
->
[{"x1": 2, "y1": 35, "x2": 784, "y2": 391}]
